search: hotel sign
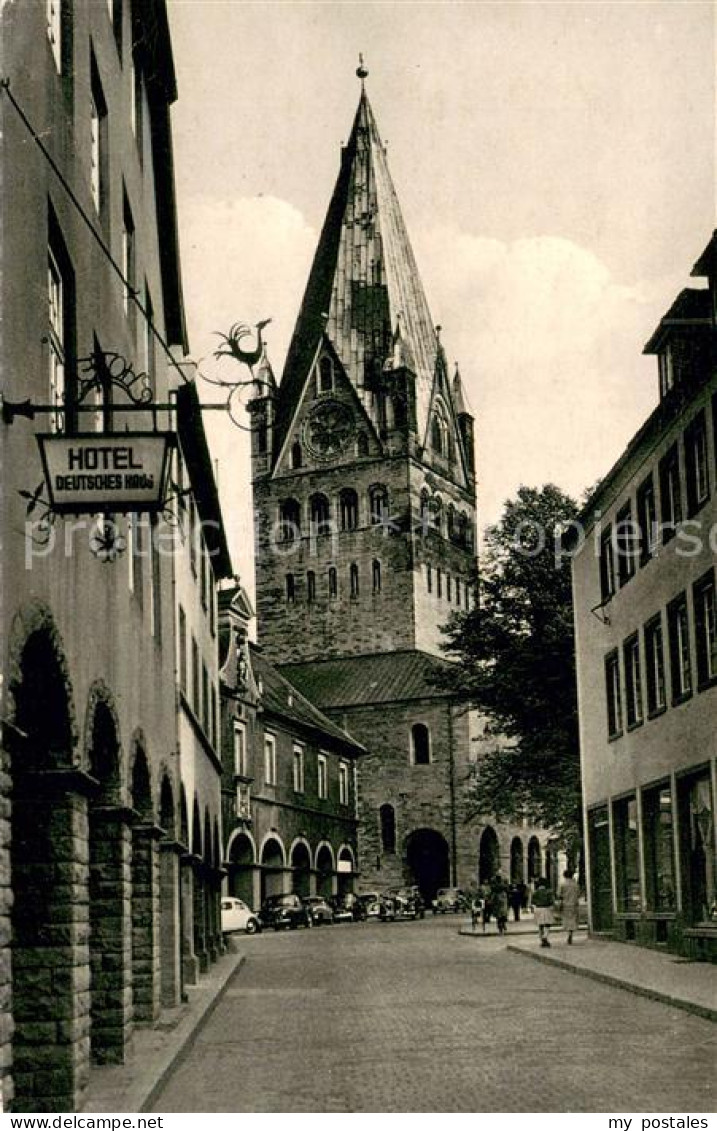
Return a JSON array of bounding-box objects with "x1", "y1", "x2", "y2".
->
[{"x1": 37, "y1": 432, "x2": 174, "y2": 514}]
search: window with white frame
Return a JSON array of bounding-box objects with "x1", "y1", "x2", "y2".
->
[
  {"x1": 233, "y1": 721, "x2": 247, "y2": 777},
  {"x1": 89, "y1": 55, "x2": 107, "y2": 216},
  {"x1": 48, "y1": 245, "x2": 66, "y2": 433},
  {"x1": 605, "y1": 650, "x2": 622, "y2": 738},
  {"x1": 659, "y1": 445, "x2": 682, "y2": 543},
  {"x1": 684, "y1": 409, "x2": 710, "y2": 516},
  {"x1": 623, "y1": 634, "x2": 643, "y2": 729},
  {"x1": 694, "y1": 569, "x2": 717, "y2": 687},
  {"x1": 293, "y1": 745, "x2": 305, "y2": 794},
  {"x1": 317, "y1": 753, "x2": 328, "y2": 800},
  {"x1": 667, "y1": 593, "x2": 692, "y2": 703},
  {"x1": 47, "y1": 0, "x2": 62, "y2": 72},
  {"x1": 339, "y1": 761, "x2": 349, "y2": 806},
  {"x1": 644, "y1": 615, "x2": 666, "y2": 716},
  {"x1": 264, "y1": 733, "x2": 277, "y2": 786}
]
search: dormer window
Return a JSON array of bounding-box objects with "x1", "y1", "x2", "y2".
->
[{"x1": 319, "y1": 356, "x2": 333, "y2": 393}]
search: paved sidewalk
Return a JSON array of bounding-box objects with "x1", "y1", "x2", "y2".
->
[
  {"x1": 81, "y1": 944, "x2": 245, "y2": 1113},
  {"x1": 507, "y1": 934, "x2": 717, "y2": 1021}
]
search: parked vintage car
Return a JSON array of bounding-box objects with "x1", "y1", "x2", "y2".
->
[
  {"x1": 380, "y1": 887, "x2": 425, "y2": 920},
  {"x1": 302, "y1": 895, "x2": 334, "y2": 925},
  {"x1": 432, "y1": 887, "x2": 468, "y2": 914},
  {"x1": 258, "y1": 892, "x2": 313, "y2": 931},
  {"x1": 356, "y1": 892, "x2": 383, "y2": 919},
  {"x1": 220, "y1": 897, "x2": 262, "y2": 936},
  {"x1": 332, "y1": 892, "x2": 364, "y2": 922}
]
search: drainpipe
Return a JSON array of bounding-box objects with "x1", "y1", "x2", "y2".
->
[{"x1": 448, "y1": 702, "x2": 458, "y2": 885}]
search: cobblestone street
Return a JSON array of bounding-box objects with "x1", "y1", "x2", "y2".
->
[{"x1": 151, "y1": 917, "x2": 715, "y2": 1112}]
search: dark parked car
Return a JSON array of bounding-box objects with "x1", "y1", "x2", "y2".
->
[
  {"x1": 302, "y1": 896, "x2": 334, "y2": 925},
  {"x1": 356, "y1": 892, "x2": 383, "y2": 919},
  {"x1": 380, "y1": 887, "x2": 425, "y2": 920},
  {"x1": 259, "y1": 893, "x2": 313, "y2": 931},
  {"x1": 332, "y1": 893, "x2": 364, "y2": 922}
]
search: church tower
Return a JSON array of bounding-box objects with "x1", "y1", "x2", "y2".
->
[
  {"x1": 251, "y1": 73, "x2": 477, "y2": 665},
  {"x1": 250, "y1": 68, "x2": 544, "y2": 898}
]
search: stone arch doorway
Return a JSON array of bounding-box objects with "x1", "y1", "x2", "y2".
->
[
  {"x1": 290, "y1": 840, "x2": 312, "y2": 899},
  {"x1": 9, "y1": 622, "x2": 81, "y2": 1110},
  {"x1": 404, "y1": 828, "x2": 450, "y2": 903},
  {"x1": 478, "y1": 826, "x2": 500, "y2": 884},
  {"x1": 510, "y1": 837, "x2": 525, "y2": 883},
  {"x1": 88, "y1": 695, "x2": 130, "y2": 1065},
  {"x1": 315, "y1": 843, "x2": 335, "y2": 899},
  {"x1": 228, "y1": 831, "x2": 256, "y2": 906},
  {"x1": 527, "y1": 836, "x2": 542, "y2": 882},
  {"x1": 130, "y1": 742, "x2": 159, "y2": 1023},
  {"x1": 260, "y1": 836, "x2": 286, "y2": 901}
]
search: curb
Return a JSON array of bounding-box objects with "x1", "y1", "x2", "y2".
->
[
  {"x1": 506, "y1": 945, "x2": 717, "y2": 1023},
  {"x1": 141, "y1": 952, "x2": 246, "y2": 1112}
]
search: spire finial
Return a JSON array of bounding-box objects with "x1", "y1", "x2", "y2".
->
[{"x1": 356, "y1": 53, "x2": 368, "y2": 88}]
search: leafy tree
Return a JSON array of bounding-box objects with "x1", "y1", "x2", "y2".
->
[{"x1": 440, "y1": 484, "x2": 583, "y2": 855}]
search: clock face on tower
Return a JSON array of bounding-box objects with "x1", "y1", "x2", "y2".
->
[{"x1": 302, "y1": 399, "x2": 355, "y2": 460}]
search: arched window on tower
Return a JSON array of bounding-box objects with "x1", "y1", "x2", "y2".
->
[
  {"x1": 419, "y1": 489, "x2": 430, "y2": 530},
  {"x1": 380, "y1": 803, "x2": 396, "y2": 854},
  {"x1": 372, "y1": 559, "x2": 381, "y2": 594},
  {"x1": 291, "y1": 441, "x2": 302, "y2": 469},
  {"x1": 310, "y1": 493, "x2": 331, "y2": 537},
  {"x1": 278, "y1": 498, "x2": 301, "y2": 543},
  {"x1": 286, "y1": 574, "x2": 295, "y2": 603},
  {"x1": 457, "y1": 512, "x2": 468, "y2": 547},
  {"x1": 432, "y1": 495, "x2": 443, "y2": 536},
  {"x1": 431, "y1": 405, "x2": 449, "y2": 457},
  {"x1": 369, "y1": 484, "x2": 389, "y2": 526},
  {"x1": 349, "y1": 562, "x2": 359, "y2": 598},
  {"x1": 319, "y1": 356, "x2": 333, "y2": 393},
  {"x1": 447, "y1": 504, "x2": 455, "y2": 542},
  {"x1": 411, "y1": 723, "x2": 431, "y2": 765},
  {"x1": 306, "y1": 571, "x2": 316, "y2": 603},
  {"x1": 328, "y1": 566, "x2": 338, "y2": 599},
  {"x1": 339, "y1": 488, "x2": 359, "y2": 532}
]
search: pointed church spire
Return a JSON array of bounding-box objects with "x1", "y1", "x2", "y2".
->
[
  {"x1": 273, "y1": 76, "x2": 443, "y2": 463},
  {"x1": 452, "y1": 363, "x2": 468, "y2": 417}
]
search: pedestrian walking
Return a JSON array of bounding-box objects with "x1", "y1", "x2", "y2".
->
[
  {"x1": 479, "y1": 882, "x2": 493, "y2": 932},
  {"x1": 508, "y1": 883, "x2": 522, "y2": 922},
  {"x1": 492, "y1": 874, "x2": 509, "y2": 935},
  {"x1": 531, "y1": 877, "x2": 555, "y2": 947},
  {"x1": 557, "y1": 869, "x2": 580, "y2": 945}
]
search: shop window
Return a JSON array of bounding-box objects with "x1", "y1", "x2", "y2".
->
[
  {"x1": 678, "y1": 772, "x2": 715, "y2": 923},
  {"x1": 380, "y1": 804, "x2": 396, "y2": 854},
  {"x1": 667, "y1": 593, "x2": 692, "y2": 703},
  {"x1": 644, "y1": 614, "x2": 666, "y2": 716},
  {"x1": 684, "y1": 409, "x2": 710, "y2": 516},
  {"x1": 642, "y1": 784, "x2": 676, "y2": 911},
  {"x1": 623, "y1": 634, "x2": 643, "y2": 729},
  {"x1": 605, "y1": 649, "x2": 622, "y2": 738},
  {"x1": 612, "y1": 796, "x2": 641, "y2": 912},
  {"x1": 693, "y1": 568, "x2": 717, "y2": 687},
  {"x1": 659, "y1": 445, "x2": 682, "y2": 543},
  {"x1": 411, "y1": 723, "x2": 431, "y2": 765}
]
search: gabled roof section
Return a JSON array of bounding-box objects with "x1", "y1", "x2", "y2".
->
[
  {"x1": 274, "y1": 88, "x2": 440, "y2": 463},
  {"x1": 251, "y1": 647, "x2": 365, "y2": 756},
  {"x1": 643, "y1": 289, "x2": 712, "y2": 354},
  {"x1": 279, "y1": 650, "x2": 457, "y2": 710}
]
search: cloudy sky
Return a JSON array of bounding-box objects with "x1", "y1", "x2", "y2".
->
[{"x1": 166, "y1": 0, "x2": 716, "y2": 592}]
